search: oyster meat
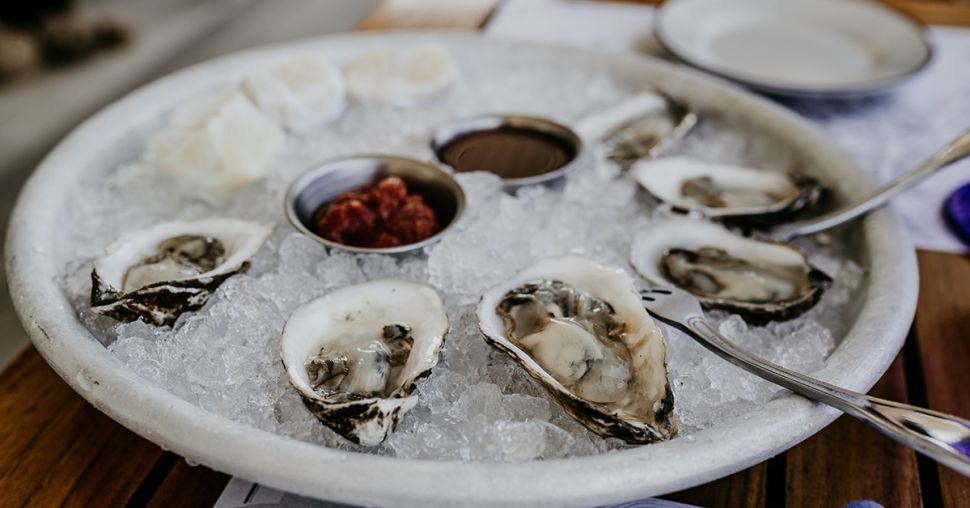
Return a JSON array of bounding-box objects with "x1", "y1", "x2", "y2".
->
[
  {"x1": 633, "y1": 157, "x2": 822, "y2": 223},
  {"x1": 575, "y1": 91, "x2": 697, "y2": 166},
  {"x1": 281, "y1": 279, "x2": 448, "y2": 446},
  {"x1": 478, "y1": 256, "x2": 676, "y2": 444},
  {"x1": 631, "y1": 218, "x2": 831, "y2": 323},
  {"x1": 91, "y1": 219, "x2": 273, "y2": 326}
]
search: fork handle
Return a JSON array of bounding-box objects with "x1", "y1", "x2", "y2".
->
[{"x1": 679, "y1": 316, "x2": 970, "y2": 477}]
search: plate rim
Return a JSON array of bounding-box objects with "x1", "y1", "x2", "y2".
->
[
  {"x1": 652, "y1": 0, "x2": 934, "y2": 98},
  {"x1": 4, "y1": 31, "x2": 919, "y2": 507}
]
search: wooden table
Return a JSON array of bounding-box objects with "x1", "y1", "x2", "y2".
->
[{"x1": 2, "y1": 1, "x2": 969, "y2": 506}]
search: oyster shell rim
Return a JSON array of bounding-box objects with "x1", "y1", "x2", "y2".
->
[
  {"x1": 575, "y1": 89, "x2": 699, "y2": 167},
  {"x1": 477, "y1": 255, "x2": 677, "y2": 445},
  {"x1": 630, "y1": 218, "x2": 833, "y2": 324},
  {"x1": 89, "y1": 218, "x2": 274, "y2": 326},
  {"x1": 279, "y1": 278, "x2": 449, "y2": 447},
  {"x1": 632, "y1": 156, "x2": 825, "y2": 225},
  {"x1": 91, "y1": 266, "x2": 247, "y2": 327}
]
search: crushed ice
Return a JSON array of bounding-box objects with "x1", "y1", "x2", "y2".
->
[{"x1": 60, "y1": 51, "x2": 864, "y2": 462}]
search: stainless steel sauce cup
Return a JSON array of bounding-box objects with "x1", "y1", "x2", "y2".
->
[
  {"x1": 431, "y1": 115, "x2": 583, "y2": 189},
  {"x1": 285, "y1": 155, "x2": 466, "y2": 254}
]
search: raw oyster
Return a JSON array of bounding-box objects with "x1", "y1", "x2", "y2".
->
[
  {"x1": 633, "y1": 157, "x2": 822, "y2": 223},
  {"x1": 242, "y1": 55, "x2": 346, "y2": 132},
  {"x1": 478, "y1": 256, "x2": 676, "y2": 444},
  {"x1": 90, "y1": 219, "x2": 273, "y2": 326},
  {"x1": 148, "y1": 90, "x2": 284, "y2": 202},
  {"x1": 630, "y1": 218, "x2": 831, "y2": 323},
  {"x1": 343, "y1": 44, "x2": 458, "y2": 107},
  {"x1": 281, "y1": 279, "x2": 448, "y2": 446},
  {"x1": 575, "y1": 91, "x2": 697, "y2": 166}
]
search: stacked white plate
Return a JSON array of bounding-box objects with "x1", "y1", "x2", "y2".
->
[{"x1": 655, "y1": 0, "x2": 932, "y2": 97}]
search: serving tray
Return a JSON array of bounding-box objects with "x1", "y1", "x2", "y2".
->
[{"x1": 4, "y1": 33, "x2": 918, "y2": 507}]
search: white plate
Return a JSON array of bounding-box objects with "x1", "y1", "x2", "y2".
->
[
  {"x1": 5, "y1": 33, "x2": 918, "y2": 507},
  {"x1": 655, "y1": 0, "x2": 932, "y2": 97}
]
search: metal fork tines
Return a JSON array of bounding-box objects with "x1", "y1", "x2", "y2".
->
[{"x1": 639, "y1": 287, "x2": 970, "y2": 477}]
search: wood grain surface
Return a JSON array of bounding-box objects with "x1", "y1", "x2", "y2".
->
[
  {"x1": 0, "y1": 1, "x2": 967, "y2": 507},
  {"x1": 784, "y1": 357, "x2": 922, "y2": 507},
  {"x1": 0, "y1": 351, "x2": 173, "y2": 506},
  {"x1": 915, "y1": 251, "x2": 970, "y2": 507}
]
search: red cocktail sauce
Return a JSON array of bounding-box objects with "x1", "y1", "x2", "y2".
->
[{"x1": 313, "y1": 177, "x2": 441, "y2": 249}]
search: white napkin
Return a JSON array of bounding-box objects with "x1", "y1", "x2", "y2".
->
[{"x1": 487, "y1": 0, "x2": 970, "y2": 253}]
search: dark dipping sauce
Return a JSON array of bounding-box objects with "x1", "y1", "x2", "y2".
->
[{"x1": 437, "y1": 127, "x2": 576, "y2": 179}]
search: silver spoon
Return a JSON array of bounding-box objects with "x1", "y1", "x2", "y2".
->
[
  {"x1": 640, "y1": 286, "x2": 970, "y2": 477},
  {"x1": 772, "y1": 129, "x2": 970, "y2": 241}
]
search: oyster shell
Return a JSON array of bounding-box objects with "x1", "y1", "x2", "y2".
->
[
  {"x1": 90, "y1": 219, "x2": 273, "y2": 326},
  {"x1": 633, "y1": 157, "x2": 823, "y2": 223},
  {"x1": 281, "y1": 279, "x2": 448, "y2": 447},
  {"x1": 630, "y1": 218, "x2": 831, "y2": 323},
  {"x1": 478, "y1": 256, "x2": 676, "y2": 444},
  {"x1": 576, "y1": 91, "x2": 697, "y2": 166}
]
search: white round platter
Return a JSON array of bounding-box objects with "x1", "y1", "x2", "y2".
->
[
  {"x1": 5, "y1": 33, "x2": 918, "y2": 507},
  {"x1": 654, "y1": 0, "x2": 932, "y2": 98}
]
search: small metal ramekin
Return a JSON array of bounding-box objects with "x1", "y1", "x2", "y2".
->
[
  {"x1": 285, "y1": 155, "x2": 466, "y2": 255},
  {"x1": 431, "y1": 115, "x2": 584, "y2": 189}
]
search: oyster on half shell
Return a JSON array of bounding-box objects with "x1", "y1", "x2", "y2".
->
[
  {"x1": 633, "y1": 157, "x2": 823, "y2": 224},
  {"x1": 281, "y1": 279, "x2": 448, "y2": 447},
  {"x1": 630, "y1": 218, "x2": 831, "y2": 323},
  {"x1": 576, "y1": 91, "x2": 698, "y2": 167},
  {"x1": 90, "y1": 218, "x2": 273, "y2": 326},
  {"x1": 478, "y1": 256, "x2": 676, "y2": 444}
]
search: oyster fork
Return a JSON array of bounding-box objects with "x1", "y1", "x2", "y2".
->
[{"x1": 640, "y1": 287, "x2": 970, "y2": 477}]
